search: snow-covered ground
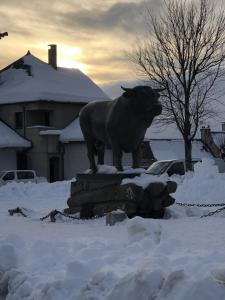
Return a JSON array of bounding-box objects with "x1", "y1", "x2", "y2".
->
[{"x1": 1, "y1": 159, "x2": 225, "y2": 300}]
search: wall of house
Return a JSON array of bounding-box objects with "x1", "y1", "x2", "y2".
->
[
  {"x1": 0, "y1": 101, "x2": 85, "y2": 133},
  {"x1": 63, "y1": 143, "x2": 113, "y2": 179},
  {"x1": 63, "y1": 142, "x2": 136, "y2": 179},
  {"x1": 0, "y1": 149, "x2": 17, "y2": 170},
  {"x1": 0, "y1": 101, "x2": 85, "y2": 181},
  {"x1": 25, "y1": 128, "x2": 64, "y2": 181}
]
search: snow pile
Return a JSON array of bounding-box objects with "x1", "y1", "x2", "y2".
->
[
  {"x1": 0, "y1": 180, "x2": 71, "y2": 214},
  {"x1": 83, "y1": 165, "x2": 146, "y2": 175},
  {"x1": 174, "y1": 158, "x2": 225, "y2": 204},
  {"x1": 0, "y1": 244, "x2": 18, "y2": 272},
  {"x1": 127, "y1": 217, "x2": 162, "y2": 244},
  {"x1": 122, "y1": 173, "x2": 167, "y2": 189},
  {"x1": 107, "y1": 269, "x2": 164, "y2": 300},
  {"x1": 1, "y1": 159, "x2": 225, "y2": 299}
]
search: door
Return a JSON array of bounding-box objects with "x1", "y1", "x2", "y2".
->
[
  {"x1": 17, "y1": 151, "x2": 27, "y2": 169},
  {"x1": 49, "y1": 156, "x2": 60, "y2": 182}
]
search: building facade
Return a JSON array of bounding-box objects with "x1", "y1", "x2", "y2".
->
[{"x1": 0, "y1": 45, "x2": 110, "y2": 181}]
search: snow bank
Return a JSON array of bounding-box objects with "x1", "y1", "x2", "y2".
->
[
  {"x1": 174, "y1": 158, "x2": 225, "y2": 204},
  {"x1": 0, "y1": 244, "x2": 18, "y2": 272},
  {"x1": 1, "y1": 159, "x2": 225, "y2": 299},
  {"x1": 0, "y1": 180, "x2": 71, "y2": 214},
  {"x1": 122, "y1": 173, "x2": 167, "y2": 189},
  {"x1": 127, "y1": 217, "x2": 162, "y2": 243},
  {"x1": 84, "y1": 165, "x2": 146, "y2": 175}
]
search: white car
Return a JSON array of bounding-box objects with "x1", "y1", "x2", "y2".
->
[
  {"x1": 146, "y1": 158, "x2": 225, "y2": 176},
  {"x1": 146, "y1": 159, "x2": 200, "y2": 176},
  {"x1": 0, "y1": 170, "x2": 37, "y2": 186}
]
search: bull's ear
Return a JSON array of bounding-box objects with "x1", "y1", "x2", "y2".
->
[
  {"x1": 121, "y1": 86, "x2": 132, "y2": 92},
  {"x1": 121, "y1": 86, "x2": 134, "y2": 98},
  {"x1": 154, "y1": 88, "x2": 166, "y2": 93}
]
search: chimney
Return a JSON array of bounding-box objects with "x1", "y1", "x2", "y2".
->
[
  {"x1": 200, "y1": 126, "x2": 211, "y2": 144},
  {"x1": 48, "y1": 44, "x2": 57, "y2": 69}
]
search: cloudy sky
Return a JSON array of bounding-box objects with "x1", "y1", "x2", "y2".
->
[{"x1": 0, "y1": 0, "x2": 163, "y2": 87}]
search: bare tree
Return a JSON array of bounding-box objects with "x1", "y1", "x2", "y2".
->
[{"x1": 131, "y1": 0, "x2": 225, "y2": 170}]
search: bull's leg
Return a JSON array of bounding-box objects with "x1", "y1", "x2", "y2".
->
[
  {"x1": 86, "y1": 139, "x2": 97, "y2": 173},
  {"x1": 132, "y1": 147, "x2": 141, "y2": 169},
  {"x1": 112, "y1": 143, "x2": 123, "y2": 171},
  {"x1": 96, "y1": 141, "x2": 105, "y2": 165}
]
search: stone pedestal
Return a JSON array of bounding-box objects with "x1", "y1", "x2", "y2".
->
[{"x1": 65, "y1": 173, "x2": 176, "y2": 219}]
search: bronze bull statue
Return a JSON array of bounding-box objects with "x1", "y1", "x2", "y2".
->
[{"x1": 79, "y1": 85, "x2": 163, "y2": 173}]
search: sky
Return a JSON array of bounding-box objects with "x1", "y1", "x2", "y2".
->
[{"x1": 0, "y1": 0, "x2": 164, "y2": 87}]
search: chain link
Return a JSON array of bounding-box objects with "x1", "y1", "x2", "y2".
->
[
  {"x1": 176, "y1": 202, "x2": 225, "y2": 208},
  {"x1": 8, "y1": 207, "x2": 27, "y2": 217},
  {"x1": 40, "y1": 210, "x2": 79, "y2": 222},
  {"x1": 176, "y1": 201, "x2": 225, "y2": 218},
  {"x1": 200, "y1": 206, "x2": 225, "y2": 218}
]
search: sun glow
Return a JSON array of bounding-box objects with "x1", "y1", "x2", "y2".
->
[{"x1": 57, "y1": 45, "x2": 88, "y2": 73}]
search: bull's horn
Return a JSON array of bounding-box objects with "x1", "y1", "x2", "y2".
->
[
  {"x1": 154, "y1": 88, "x2": 166, "y2": 92},
  {"x1": 121, "y1": 86, "x2": 132, "y2": 92}
]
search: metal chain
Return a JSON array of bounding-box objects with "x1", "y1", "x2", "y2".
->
[
  {"x1": 176, "y1": 202, "x2": 225, "y2": 207},
  {"x1": 8, "y1": 207, "x2": 27, "y2": 217},
  {"x1": 10, "y1": 202, "x2": 225, "y2": 221},
  {"x1": 40, "y1": 210, "x2": 79, "y2": 222},
  {"x1": 200, "y1": 206, "x2": 225, "y2": 218},
  {"x1": 176, "y1": 202, "x2": 225, "y2": 218}
]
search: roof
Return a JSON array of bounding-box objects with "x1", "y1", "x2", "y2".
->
[
  {"x1": 150, "y1": 139, "x2": 212, "y2": 160},
  {"x1": 0, "y1": 120, "x2": 31, "y2": 148},
  {"x1": 0, "y1": 52, "x2": 110, "y2": 104},
  {"x1": 59, "y1": 118, "x2": 84, "y2": 142}
]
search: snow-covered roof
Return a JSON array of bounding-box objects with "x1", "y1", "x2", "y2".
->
[
  {"x1": 0, "y1": 52, "x2": 110, "y2": 104},
  {"x1": 39, "y1": 129, "x2": 61, "y2": 136},
  {"x1": 150, "y1": 139, "x2": 212, "y2": 160},
  {"x1": 59, "y1": 118, "x2": 84, "y2": 142},
  {"x1": 0, "y1": 120, "x2": 31, "y2": 148}
]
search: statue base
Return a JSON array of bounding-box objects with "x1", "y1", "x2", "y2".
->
[{"x1": 65, "y1": 173, "x2": 176, "y2": 219}]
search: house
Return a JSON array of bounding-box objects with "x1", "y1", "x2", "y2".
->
[
  {"x1": 0, "y1": 120, "x2": 31, "y2": 170},
  {"x1": 200, "y1": 124, "x2": 225, "y2": 159},
  {"x1": 0, "y1": 45, "x2": 109, "y2": 181}
]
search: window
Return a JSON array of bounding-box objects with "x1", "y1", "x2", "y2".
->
[
  {"x1": 146, "y1": 161, "x2": 171, "y2": 175},
  {"x1": 17, "y1": 171, "x2": 34, "y2": 180},
  {"x1": 167, "y1": 162, "x2": 185, "y2": 176},
  {"x1": 27, "y1": 110, "x2": 51, "y2": 127},
  {"x1": 2, "y1": 172, "x2": 15, "y2": 181},
  {"x1": 44, "y1": 112, "x2": 50, "y2": 126},
  {"x1": 15, "y1": 112, "x2": 23, "y2": 129}
]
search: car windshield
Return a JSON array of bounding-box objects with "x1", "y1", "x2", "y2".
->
[{"x1": 146, "y1": 161, "x2": 172, "y2": 175}]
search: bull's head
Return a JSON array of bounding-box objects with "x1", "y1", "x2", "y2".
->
[{"x1": 121, "y1": 85, "x2": 163, "y2": 122}]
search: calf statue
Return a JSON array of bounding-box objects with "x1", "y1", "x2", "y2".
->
[{"x1": 79, "y1": 85, "x2": 163, "y2": 173}]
